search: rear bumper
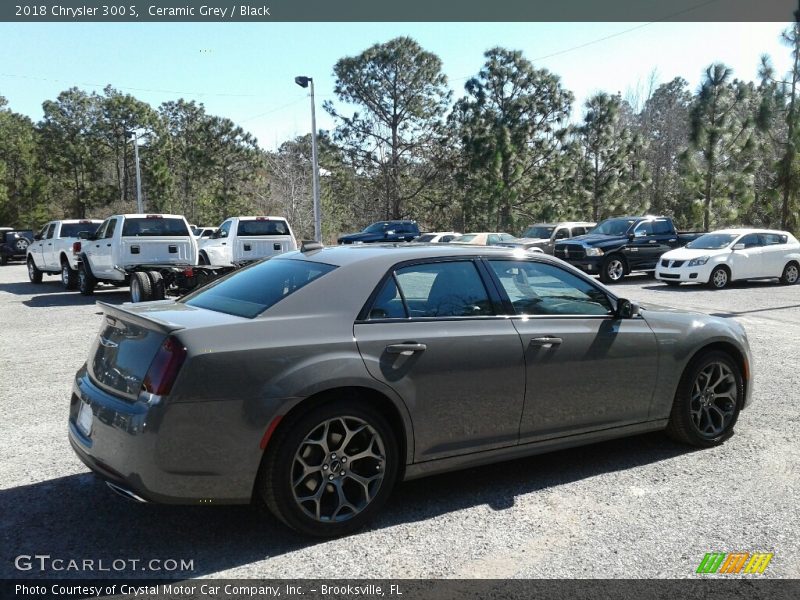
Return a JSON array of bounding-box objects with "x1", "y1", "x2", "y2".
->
[{"x1": 68, "y1": 367, "x2": 257, "y2": 504}]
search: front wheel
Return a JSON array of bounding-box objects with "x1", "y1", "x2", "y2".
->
[
  {"x1": 666, "y1": 351, "x2": 743, "y2": 448},
  {"x1": 780, "y1": 261, "x2": 799, "y2": 285},
  {"x1": 707, "y1": 265, "x2": 730, "y2": 289},
  {"x1": 259, "y1": 399, "x2": 399, "y2": 537},
  {"x1": 599, "y1": 255, "x2": 626, "y2": 284},
  {"x1": 27, "y1": 257, "x2": 43, "y2": 284}
]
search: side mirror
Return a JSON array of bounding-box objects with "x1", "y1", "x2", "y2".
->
[
  {"x1": 732, "y1": 243, "x2": 745, "y2": 251},
  {"x1": 385, "y1": 230, "x2": 395, "y2": 237},
  {"x1": 33, "y1": 233, "x2": 42, "y2": 241},
  {"x1": 616, "y1": 298, "x2": 640, "y2": 319}
]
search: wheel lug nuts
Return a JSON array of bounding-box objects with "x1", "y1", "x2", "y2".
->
[
  {"x1": 331, "y1": 453, "x2": 337, "y2": 459},
  {"x1": 341, "y1": 457, "x2": 347, "y2": 463},
  {"x1": 323, "y1": 465, "x2": 328, "y2": 470},
  {"x1": 340, "y1": 471, "x2": 345, "y2": 476},
  {"x1": 328, "y1": 474, "x2": 334, "y2": 480}
]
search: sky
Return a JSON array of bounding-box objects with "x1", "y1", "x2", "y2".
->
[{"x1": 0, "y1": 21, "x2": 794, "y2": 150}]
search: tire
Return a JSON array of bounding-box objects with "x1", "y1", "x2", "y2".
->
[
  {"x1": 665, "y1": 350, "x2": 743, "y2": 448},
  {"x1": 147, "y1": 271, "x2": 166, "y2": 300},
  {"x1": 259, "y1": 398, "x2": 399, "y2": 537},
  {"x1": 27, "y1": 257, "x2": 43, "y2": 284},
  {"x1": 198, "y1": 252, "x2": 209, "y2": 266},
  {"x1": 78, "y1": 262, "x2": 96, "y2": 296},
  {"x1": 0, "y1": 255, "x2": 7, "y2": 266},
  {"x1": 14, "y1": 238, "x2": 29, "y2": 252},
  {"x1": 707, "y1": 265, "x2": 730, "y2": 289},
  {"x1": 130, "y1": 272, "x2": 153, "y2": 303},
  {"x1": 599, "y1": 255, "x2": 626, "y2": 284},
  {"x1": 61, "y1": 261, "x2": 78, "y2": 290},
  {"x1": 780, "y1": 261, "x2": 799, "y2": 285}
]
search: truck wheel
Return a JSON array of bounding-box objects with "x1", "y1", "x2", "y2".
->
[
  {"x1": 600, "y1": 255, "x2": 626, "y2": 284},
  {"x1": 27, "y1": 257, "x2": 43, "y2": 283},
  {"x1": 665, "y1": 350, "x2": 743, "y2": 448},
  {"x1": 259, "y1": 398, "x2": 399, "y2": 537},
  {"x1": 147, "y1": 271, "x2": 166, "y2": 300},
  {"x1": 130, "y1": 272, "x2": 153, "y2": 303},
  {"x1": 78, "y1": 263, "x2": 96, "y2": 296},
  {"x1": 61, "y1": 261, "x2": 78, "y2": 290},
  {"x1": 780, "y1": 261, "x2": 799, "y2": 285},
  {"x1": 198, "y1": 252, "x2": 209, "y2": 266},
  {"x1": 1, "y1": 254, "x2": 8, "y2": 266}
]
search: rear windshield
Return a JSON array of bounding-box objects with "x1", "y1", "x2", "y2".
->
[
  {"x1": 237, "y1": 219, "x2": 291, "y2": 236},
  {"x1": 184, "y1": 258, "x2": 336, "y2": 318},
  {"x1": 60, "y1": 222, "x2": 99, "y2": 238},
  {"x1": 122, "y1": 217, "x2": 190, "y2": 237}
]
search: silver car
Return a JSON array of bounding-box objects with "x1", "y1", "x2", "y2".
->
[{"x1": 69, "y1": 244, "x2": 753, "y2": 536}]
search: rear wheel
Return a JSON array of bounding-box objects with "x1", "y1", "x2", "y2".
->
[
  {"x1": 259, "y1": 399, "x2": 399, "y2": 537},
  {"x1": 27, "y1": 257, "x2": 43, "y2": 284},
  {"x1": 14, "y1": 238, "x2": 29, "y2": 252},
  {"x1": 61, "y1": 261, "x2": 78, "y2": 290},
  {"x1": 780, "y1": 261, "x2": 799, "y2": 285},
  {"x1": 707, "y1": 265, "x2": 730, "y2": 289},
  {"x1": 666, "y1": 351, "x2": 743, "y2": 447},
  {"x1": 147, "y1": 271, "x2": 166, "y2": 300},
  {"x1": 130, "y1": 272, "x2": 153, "y2": 303},
  {"x1": 599, "y1": 255, "x2": 626, "y2": 284},
  {"x1": 78, "y1": 263, "x2": 96, "y2": 296},
  {"x1": 198, "y1": 252, "x2": 209, "y2": 266}
]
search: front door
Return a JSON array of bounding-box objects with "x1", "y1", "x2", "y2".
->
[
  {"x1": 354, "y1": 259, "x2": 526, "y2": 461},
  {"x1": 484, "y1": 259, "x2": 659, "y2": 442},
  {"x1": 730, "y1": 233, "x2": 764, "y2": 279}
]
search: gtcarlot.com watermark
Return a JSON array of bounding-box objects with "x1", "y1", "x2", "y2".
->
[{"x1": 14, "y1": 554, "x2": 194, "y2": 573}]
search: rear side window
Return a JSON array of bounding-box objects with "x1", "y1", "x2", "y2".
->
[
  {"x1": 760, "y1": 233, "x2": 787, "y2": 245},
  {"x1": 184, "y1": 258, "x2": 336, "y2": 318},
  {"x1": 368, "y1": 261, "x2": 493, "y2": 319},
  {"x1": 122, "y1": 217, "x2": 189, "y2": 237},
  {"x1": 237, "y1": 219, "x2": 291, "y2": 236},
  {"x1": 652, "y1": 220, "x2": 673, "y2": 235},
  {"x1": 60, "y1": 222, "x2": 98, "y2": 238}
]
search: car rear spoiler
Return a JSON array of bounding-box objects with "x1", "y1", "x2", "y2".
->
[{"x1": 96, "y1": 301, "x2": 186, "y2": 334}]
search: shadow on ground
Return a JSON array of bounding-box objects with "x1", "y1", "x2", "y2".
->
[
  {"x1": 0, "y1": 280, "x2": 128, "y2": 307},
  {"x1": 0, "y1": 431, "x2": 691, "y2": 579}
]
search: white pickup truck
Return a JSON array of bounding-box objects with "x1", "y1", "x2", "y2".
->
[
  {"x1": 198, "y1": 216, "x2": 297, "y2": 266},
  {"x1": 76, "y1": 214, "x2": 199, "y2": 299},
  {"x1": 26, "y1": 219, "x2": 103, "y2": 288}
]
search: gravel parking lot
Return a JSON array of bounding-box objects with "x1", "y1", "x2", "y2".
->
[{"x1": 1, "y1": 263, "x2": 798, "y2": 579}]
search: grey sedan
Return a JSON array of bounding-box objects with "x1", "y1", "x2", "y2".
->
[{"x1": 69, "y1": 244, "x2": 753, "y2": 536}]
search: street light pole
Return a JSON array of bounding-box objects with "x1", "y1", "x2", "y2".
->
[
  {"x1": 128, "y1": 130, "x2": 144, "y2": 213},
  {"x1": 295, "y1": 76, "x2": 321, "y2": 242}
]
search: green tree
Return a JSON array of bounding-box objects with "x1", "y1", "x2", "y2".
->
[
  {"x1": 325, "y1": 36, "x2": 451, "y2": 221},
  {"x1": 451, "y1": 47, "x2": 573, "y2": 231}
]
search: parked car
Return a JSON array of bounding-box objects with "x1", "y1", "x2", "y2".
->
[
  {"x1": 554, "y1": 216, "x2": 704, "y2": 283},
  {"x1": 413, "y1": 231, "x2": 461, "y2": 243},
  {"x1": 26, "y1": 219, "x2": 103, "y2": 288},
  {"x1": 510, "y1": 221, "x2": 596, "y2": 254},
  {"x1": 450, "y1": 232, "x2": 520, "y2": 246},
  {"x1": 338, "y1": 220, "x2": 420, "y2": 244},
  {"x1": 198, "y1": 217, "x2": 297, "y2": 266},
  {"x1": 68, "y1": 244, "x2": 751, "y2": 537},
  {"x1": 75, "y1": 213, "x2": 199, "y2": 300},
  {"x1": 0, "y1": 228, "x2": 34, "y2": 265},
  {"x1": 655, "y1": 228, "x2": 800, "y2": 289}
]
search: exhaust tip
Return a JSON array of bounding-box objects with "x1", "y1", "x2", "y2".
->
[{"x1": 106, "y1": 481, "x2": 148, "y2": 503}]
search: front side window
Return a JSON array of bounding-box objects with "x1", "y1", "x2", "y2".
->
[
  {"x1": 634, "y1": 221, "x2": 654, "y2": 236},
  {"x1": 369, "y1": 261, "x2": 494, "y2": 319},
  {"x1": 554, "y1": 228, "x2": 570, "y2": 240},
  {"x1": 104, "y1": 218, "x2": 117, "y2": 239},
  {"x1": 488, "y1": 260, "x2": 612, "y2": 316},
  {"x1": 738, "y1": 234, "x2": 762, "y2": 249},
  {"x1": 218, "y1": 220, "x2": 232, "y2": 239},
  {"x1": 184, "y1": 258, "x2": 336, "y2": 318}
]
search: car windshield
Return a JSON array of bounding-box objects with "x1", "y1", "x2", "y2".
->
[
  {"x1": 589, "y1": 219, "x2": 637, "y2": 236},
  {"x1": 498, "y1": 233, "x2": 517, "y2": 242},
  {"x1": 521, "y1": 226, "x2": 554, "y2": 239},
  {"x1": 184, "y1": 258, "x2": 337, "y2": 319},
  {"x1": 686, "y1": 233, "x2": 740, "y2": 250},
  {"x1": 237, "y1": 219, "x2": 290, "y2": 236},
  {"x1": 363, "y1": 222, "x2": 394, "y2": 233},
  {"x1": 455, "y1": 234, "x2": 478, "y2": 243},
  {"x1": 60, "y1": 222, "x2": 98, "y2": 238},
  {"x1": 122, "y1": 217, "x2": 190, "y2": 237}
]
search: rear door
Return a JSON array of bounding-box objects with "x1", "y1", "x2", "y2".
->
[
  {"x1": 118, "y1": 216, "x2": 195, "y2": 267},
  {"x1": 759, "y1": 233, "x2": 789, "y2": 277},
  {"x1": 233, "y1": 218, "x2": 296, "y2": 262},
  {"x1": 354, "y1": 259, "x2": 526, "y2": 461}
]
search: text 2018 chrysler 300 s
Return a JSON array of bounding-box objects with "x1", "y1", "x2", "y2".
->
[{"x1": 69, "y1": 244, "x2": 753, "y2": 536}]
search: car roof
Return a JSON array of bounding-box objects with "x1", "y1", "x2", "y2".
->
[
  {"x1": 280, "y1": 242, "x2": 558, "y2": 269},
  {"x1": 712, "y1": 228, "x2": 790, "y2": 235},
  {"x1": 113, "y1": 214, "x2": 188, "y2": 219},
  {"x1": 235, "y1": 216, "x2": 289, "y2": 221}
]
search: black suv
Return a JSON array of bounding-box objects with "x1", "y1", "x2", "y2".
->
[
  {"x1": 0, "y1": 228, "x2": 34, "y2": 265},
  {"x1": 337, "y1": 220, "x2": 420, "y2": 244}
]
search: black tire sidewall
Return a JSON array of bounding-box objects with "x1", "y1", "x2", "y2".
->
[
  {"x1": 708, "y1": 266, "x2": 729, "y2": 289},
  {"x1": 260, "y1": 399, "x2": 399, "y2": 537},
  {"x1": 600, "y1": 255, "x2": 626, "y2": 284},
  {"x1": 781, "y1": 262, "x2": 799, "y2": 285},
  {"x1": 27, "y1": 257, "x2": 42, "y2": 283},
  {"x1": 78, "y1": 263, "x2": 95, "y2": 295}
]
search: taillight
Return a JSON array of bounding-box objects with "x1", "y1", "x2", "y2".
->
[
  {"x1": 183, "y1": 267, "x2": 194, "y2": 278},
  {"x1": 142, "y1": 336, "x2": 187, "y2": 396},
  {"x1": 72, "y1": 241, "x2": 81, "y2": 254}
]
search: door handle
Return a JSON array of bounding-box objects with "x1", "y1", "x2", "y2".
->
[
  {"x1": 530, "y1": 336, "x2": 563, "y2": 346},
  {"x1": 106, "y1": 243, "x2": 111, "y2": 247},
  {"x1": 221, "y1": 242, "x2": 227, "y2": 245},
  {"x1": 386, "y1": 343, "x2": 427, "y2": 355}
]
